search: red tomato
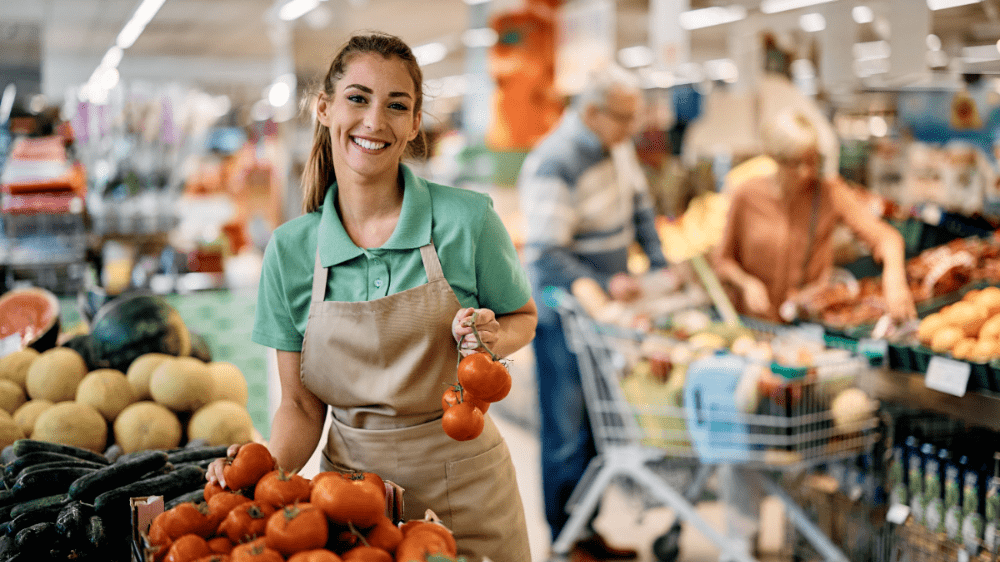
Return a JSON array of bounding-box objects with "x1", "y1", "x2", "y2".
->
[
  {"x1": 340, "y1": 545, "x2": 393, "y2": 562},
  {"x1": 218, "y1": 502, "x2": 275, "y2": 544},
  {"x1": 229, "y1": 538, "x2": 284, "y2": 562},
  {"x1": 223, "y1": 443, "x2": 276, "y2": 491},
  {"x1": 165, "y1": 534, "x2": 212, "y2": 562},
  {"x1": 206, "y1": 536, "x2": 234, "y2": 555},
  {"x1": 310, "y1": 471, "x2": 386, "y2": 528},
  {"x1": 398, "y1": 519, "x2": 457, "y2": 557},
  {"x1": 255, "y1": 468, "x2": 312, "y2": 508},
  {"x1": 456, "y1": 352, "x2": 511, "y2": 402},
  {"x1": 154, "y1": 502, "x2": 216, "y2": 540},
  {"x1": 287, "y1": 550, "x2": 345, "y2": 562},
  {"x1": 264, "y1": 503, "x2": 329, "y2": 557},
  {"x1": 440, "y1": 383, "x2": 489, "y2": 413},
  {"x1": 441, "y1": 401, "x2": 484, "y2": 441},
  {"x1": 364, "y1": 515, "x2": 402, "y2": 554},
  {"x1": 207, "y1": 492, "x2": 253, "y2": 528}
]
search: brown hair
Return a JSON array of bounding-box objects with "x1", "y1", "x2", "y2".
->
[{"x1": 301, "y1": 31, "x2": 426, "y2": 213}]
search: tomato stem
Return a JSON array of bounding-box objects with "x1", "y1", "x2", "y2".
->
[{"x1": 464, "y1": 310, "x2": 498, "y2": 361}]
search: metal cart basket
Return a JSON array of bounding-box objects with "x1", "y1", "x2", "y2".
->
[{"x1": 547, "y1": 287, "x2": 881, "y2": 562}]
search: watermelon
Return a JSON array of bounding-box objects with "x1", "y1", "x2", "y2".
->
[
  {"x1": 0, "y1": 287, "x2": 60, "y2": 353},
  {"x1": 89, "y1": 293, "x2": 191, "y2": 373},
  {"x1": 189, "y1": 331, "x2": 213, "y2": 363},
  {"x1": 62, "y1": 333, "x2": 103, "y2": 371}
]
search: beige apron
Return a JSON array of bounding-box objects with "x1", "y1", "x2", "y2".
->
[{"x1": 300, "y1": 241, "x2": 531, "y2": 562}]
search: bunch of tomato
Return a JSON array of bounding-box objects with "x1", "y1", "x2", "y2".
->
[
  {"x1": 145, "y1": 443, "x2": 464, "y2": 562},
  {"x1": 440, "y1": 351, "x2": 512, "y2": 442}
]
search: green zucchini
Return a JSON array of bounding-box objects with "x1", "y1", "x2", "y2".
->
[
  {"x1": 13, "y1": 521, "x2": 57, "y2": 557},
  {"x1": 55, "y1": 501, "x2": 92, "y2": 549},
  {"x1": 165, "y1": 445, "x2": 229, "y2": 465},
  {"x1": 16, "y1": 458, "x2": 105, "y2": 480},
  {"x1": 93, "y1": 464, "x2": 206, "y2": 514},
  {"x1": 68, "y1": 450, "x2": 169, "y2": 502},
  {"x1": 163, "y1": 488, "x2": 206, "y2": 510},
  {"x1": 12, "y1": 467, "x2": 98, "y2": 501},
  {"x1": 86, "y1": 515, "x2": 104, "y2": 550},
  {"x1": 0, "y1": 445, "x2": 15, "y2": 465},
  {"x1": 11, "y1": 440, "x2": 109, "y2": 466},
  {"x1": 3, "y1": 451, "x2": 87, "y2": 484},
  {"x1": 8, "y1": 493, "x2": 71, "y2": 520}
]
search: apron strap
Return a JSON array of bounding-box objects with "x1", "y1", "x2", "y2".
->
[
  {"x1": 312, "y1": 248, "x2": 328, "y2": 303},
  {"x1": 419, "y1": 240, "x2": 445, "y2": 282},
  {"x1": 312, "y1": 240, "x2": 442, "y2": 303}
]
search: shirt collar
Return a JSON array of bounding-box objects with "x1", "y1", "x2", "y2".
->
[
  {"x1": 566, "y1": 110, "x2": 606, "y2": 157},
  {"x1": 318, "y1": 164, "x2": 432, "y2": 267}
]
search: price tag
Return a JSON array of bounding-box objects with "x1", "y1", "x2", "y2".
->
[
  {"x1": 925, "y1": 356, "x2": 971, "y2": 397},
  {"x1": 0, "y1": 334, "x2": 21, "y2": 358},
  {"x1": 858, "y1": 338, "x2": 889, "y2": 365},
  {"x1": 886, "y1": 503, "x2": 911, "y2": 524}
]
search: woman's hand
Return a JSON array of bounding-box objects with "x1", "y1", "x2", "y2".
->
[
  {"x1": 608, "y1": 272, "x2": 642, "y2": 303},
  {"x1": 884, "y1": 280, "x2": 917, "y2": 321},
  {"x1": 205, "y1": 444, "x2": 241, "y2": 489},
  {"x1": 742, "y1": 277, "x2": 773, "y2": 317},
  {"x1": 452, "y1": 307, "x2": 500, "y2": 357}
]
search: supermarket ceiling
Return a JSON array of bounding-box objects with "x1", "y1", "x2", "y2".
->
[{"x1": 0, "y1": 0, "x2": 999, "y2": 108}]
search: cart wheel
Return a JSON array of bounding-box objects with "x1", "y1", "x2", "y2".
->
[{"x1": 652, "y1": 523, "x2": 682, "y2": 562}]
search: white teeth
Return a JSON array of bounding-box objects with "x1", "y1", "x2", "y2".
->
[{"x1": 353, "y1": 137, "x2": 387, "y2": 150}]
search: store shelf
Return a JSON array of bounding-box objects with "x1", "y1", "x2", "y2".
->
[{"x1": 860, "y1": 368, "x2": 1000, "y2": 432}]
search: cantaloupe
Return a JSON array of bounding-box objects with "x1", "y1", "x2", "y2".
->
[
  {"x1": 208, "y1": 362, "x2": 249, "y2": 406},
  {"x1": 12, "y1": 399, "x2": 54, "y2": 437},
  {"x1": 25, "y1": 347, "x2": 87, "y2": 402},
  {"x1": 149, "y1": 357, "x2": 215, "y2": 412},
  {"x1": 187, "y1": 400, "x2": 254, "y2": 446},
  {"x1": 126, "y1": 353, "x2": 172, "y2": 401},
  {"x1": 0, "y1": 410, "x2": 24, "y2": 450},
  {"x1": 0, "y1": 348, "x2": 39, "y2": 389},
  {"x1": 0, "y1": 379, "x2": 26, "y2": 415},
  {"x1": 32, "y1": 402, "x2": 107, "y2": 452},
  {"x1": 113, "y1": 401, "x2": 182, "y2": 453},
  {"x1": 76, "y1": 369, "x2": 136, "y2": 422}
]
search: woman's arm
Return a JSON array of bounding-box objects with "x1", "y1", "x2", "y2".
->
[
  {"x1": 267, "y1": 350, "x2": 328, "y2": 473},
  {"x1": 710, "y1": 195, "x2": 773, "y2": 318},
  {"x1": 453, "y1": 299, "x2": 538, "y2": 359},
  {"x1": 831, "y1": 179, "x2": 916, "y2": 320}
]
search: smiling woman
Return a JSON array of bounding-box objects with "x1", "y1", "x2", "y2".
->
[{"x1": 204, "y1": 31, "x2": 538, "y2": 562}]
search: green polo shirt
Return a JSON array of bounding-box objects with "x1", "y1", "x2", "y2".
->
[{"x1": 252, "y1": 164, "x2": 531, "y2": 352}]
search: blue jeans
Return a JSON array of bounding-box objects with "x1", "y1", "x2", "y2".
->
[{"x1": 533, "y1": 315, "x2": 597, "y2": 541}]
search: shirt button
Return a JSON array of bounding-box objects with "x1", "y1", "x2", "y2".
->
[{"x1": 374, "y1": 279, "x2": 383, "y2": 288}]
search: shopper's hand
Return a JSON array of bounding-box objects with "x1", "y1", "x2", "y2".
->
[
  {"x1": 884, "y1": 282, "x2": 917, "y2": 322},
  {"x1": 205, "y1": 443, "x2": 241, "y2": 489},
  {"x1": 608, "y1": 273, "x2": 642, "y2": 303},
  {"x1": 453, "y1": 307, "x2": 500, "y2": 357},
  {"x1": 742, "y1": 277, "x2": 773, "y2": 317}
]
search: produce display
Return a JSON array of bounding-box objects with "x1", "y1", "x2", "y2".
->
[
  {"x1": 916, "y1": 286, "x2": 1000, "y2": 362},
  {"x1": 143, "y1": 442, "x2": 467, "y2": 562},
  {"x1": 0, "y1": 438, "x2": 222, "y2": 560}
]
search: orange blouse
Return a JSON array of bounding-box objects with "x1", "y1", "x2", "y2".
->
[{"x1": 713, "y1": 173, "x2": 885, "y2": 321}]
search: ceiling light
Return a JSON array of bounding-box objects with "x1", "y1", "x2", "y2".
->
[
  {"x1": 679, "y1": 6, "x2": 747, "y2": 30},
  {"x1": 279, "y1": 0, "x2": 321, "y2": 21},
  {"x1": 800, "y1": 13, "x2": 826, "y2": 32},
  {"x1": 116, "y1": 0, "x2": 167, "y2": 48},
  {"x1": 618, "y1": 45, "x2": 653, "y2": 68},
  {"x1": 462, "y1": 27, "x2": 498, "y2": 48},
  {"x1": 760, "y1": 0, "x2": 836, "y2": 14},
  {"x1": 852, "y1": 6, "x2": 874, "y2": 24},
  {"x1": 927, "y1": 0, "x2": 981, "y2": 9},
  {"x1": 100, "y1": 47, "x2": 123, "y2": 69},
  {"x1": 412, "y1": 42, "x2": 448, "y2": 66}
]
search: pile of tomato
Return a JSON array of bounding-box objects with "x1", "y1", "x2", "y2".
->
[
  {"x1": 145, "y1": 443, "x2": 462, "y2": 562},
  {"x1": 440, "y1": 351, "x2": 512, "y2": 442}
]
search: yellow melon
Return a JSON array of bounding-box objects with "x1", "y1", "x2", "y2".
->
[
  {"x1": 76, "y1": 369, "x2": 136, "y2": 422},
  {"x1": 32, "y1": 402, "x2": 107, "y2": 452},
  {"x1": 0, "y1": 348, "x2": 39, "y2": 390},
  {"x1": 113, "y1": 401, "x2": 182, "y2": 454},
  {"x1": 187, "y1": 400, "x2": 255, "y2": 447},
  {"x1": 12, "y1": 399, "x2": 54, "y2": 437},
  {"x1": 208, "y1": 362, "x2": 249, "y2": 406},
  {"x1": 126, "y1": 353, "x2": 172, "y2": 401},
  {"x1": 149, "y1": 357, "x2": 215, "y2": 412},
  {"x1": 25, "y1": 347, "x2": 87, "y2": 402},
  {"x1": 0, "y1": 410, "x2": 24, "y2": 450},
  {"x1": 0, "y1": 379, "x2": 26, "y2": 415}
]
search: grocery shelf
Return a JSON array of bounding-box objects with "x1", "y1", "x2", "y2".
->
[{"x1": 859, "y1": 368, "x2": 1000, "y2": 433}]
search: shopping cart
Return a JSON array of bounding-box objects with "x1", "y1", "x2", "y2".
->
[{"x1": 545, "y1": 287, "x2": 881, "y2": 562}]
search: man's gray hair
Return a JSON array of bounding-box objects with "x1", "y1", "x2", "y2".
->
[{"x1": 574, "y1": 63, "x2": 642, "y2": 111}]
